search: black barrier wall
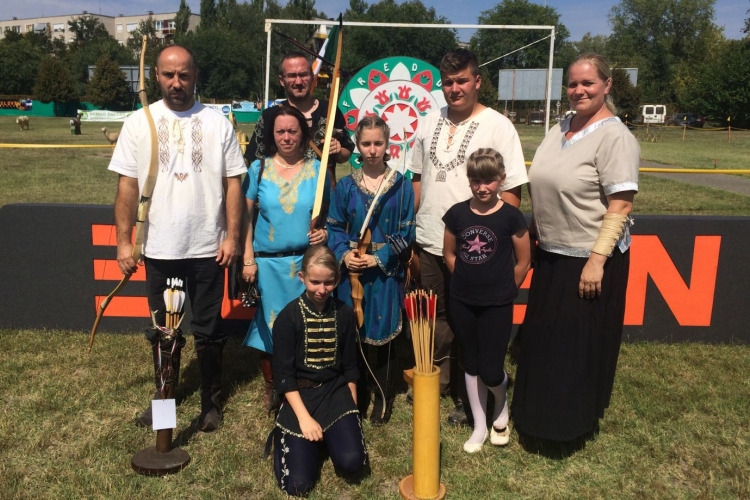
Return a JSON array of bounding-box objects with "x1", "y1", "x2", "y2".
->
[{"x1": 0, "y1": 203, "x2": 748, "y2": 342}]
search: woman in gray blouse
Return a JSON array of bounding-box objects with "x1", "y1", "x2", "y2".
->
[{"x1": 511, "y1": 53, "x2": 640, "y2": 442}]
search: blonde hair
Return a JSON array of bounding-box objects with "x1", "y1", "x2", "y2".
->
[
  {"x1": 355, "y1": 115, "x2": 391, "y2": 162},
  {"x1": 569, "y1": 52, "x2": 617, "y2": 115},
  {"x1": 301, "y1": 245, "x2": 340, "y2": 285},
  {"x1": 466, "y1": 148, "x2": 505, "y2": 181}
]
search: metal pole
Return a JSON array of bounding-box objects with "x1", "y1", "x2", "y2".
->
[
  {"x1": 545, "y1": 27, "x2": 555, "y2": 133},
  {"x1": 264, "y1": 22, "x2": 272, "y2": 110}
]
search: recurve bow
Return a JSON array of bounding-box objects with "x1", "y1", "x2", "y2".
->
[
  {"x1": 349, "y1": 165, "x2": 398, "y2": 328},
  {"x1": 309, "y1": 16, "x2": 343, "y2": 233},
  {"x1": 88, "y1": 35, "x2": 159, "y2": 353}
]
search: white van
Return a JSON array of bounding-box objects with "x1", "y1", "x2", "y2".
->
[{"x1": 637, "y1": 104, "x2": 667, "y2": 124}]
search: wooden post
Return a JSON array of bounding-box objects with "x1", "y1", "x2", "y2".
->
[{"x1": 728, "y1": 116, "x2": 731, "y2": 143}]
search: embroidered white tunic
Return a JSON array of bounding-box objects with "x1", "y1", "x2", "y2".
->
[
  {"x1": 407, "y1": 107, "x2": 528, "y2": 255},
  {"x1": 109, "y1": 101, "x2": 247, "y2": 259}
]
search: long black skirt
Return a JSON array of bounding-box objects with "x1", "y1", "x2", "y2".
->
[{"x1": 511, "y1": 248, "x2": 629, "y2": 441}]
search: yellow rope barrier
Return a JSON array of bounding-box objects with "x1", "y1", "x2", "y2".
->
[
  {"x1": 0, "y1": 143, "x2": 115, "y2": 148},
  {"x1": 523, "y1": 162, "x2": 749, "y2": 174},
  {"x1": 640, "y1": 168, "x2": 750, "y2": 174},
  {"x1": 2, "y1": 146, "x2": 744, "y2": 174},
  {"x1": 626, "y1": 123, "x2": 742, "y2": 132},
  {"x1": 0, "y1": 141, "x2": 251, "y2": 148}
]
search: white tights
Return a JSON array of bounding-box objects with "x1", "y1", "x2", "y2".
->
[{"x1": 464, "y1": 372, "x2": 508, "y2": 446}]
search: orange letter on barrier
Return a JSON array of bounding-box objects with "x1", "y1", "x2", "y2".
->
[
  {"x1": 625, "y1": 235, "x2": 720, "y2": 326},
  {"x1": 513, "y1": 269, "x2": 533, "y2": 324}
]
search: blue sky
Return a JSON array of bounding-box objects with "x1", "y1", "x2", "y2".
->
[{"x1": 5, "y1": 0, "x2": 747, "y2": 42}]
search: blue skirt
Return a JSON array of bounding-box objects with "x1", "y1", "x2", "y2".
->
[{"x1": 242, "y1": 255, "x2": 305, "y2": 353}]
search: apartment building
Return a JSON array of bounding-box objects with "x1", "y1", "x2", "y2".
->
[{"x1": 0, "y1": 11, "x2": 200, "y2": 44}]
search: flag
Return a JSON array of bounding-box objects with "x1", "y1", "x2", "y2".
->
[{"x1": 310, "y1": 17, "x2": 341, "y2": 94}]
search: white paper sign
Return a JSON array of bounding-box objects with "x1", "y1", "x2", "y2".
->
[{"x1": 152, "y1": 399, "x2": 177, "y2": 431}]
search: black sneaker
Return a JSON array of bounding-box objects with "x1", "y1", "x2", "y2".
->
[
  {"x1": 370, "y1": 398, "x2": 394, "y2": 426},
  {"x1": 448, "y1": 403, "x2": 469, "y2": 427}
]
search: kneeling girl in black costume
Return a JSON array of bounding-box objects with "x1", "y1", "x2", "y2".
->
[{"x1": 272, "y1": 245, "x2": 367, "y2": 496}]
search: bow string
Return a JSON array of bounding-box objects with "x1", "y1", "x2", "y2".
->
[{"x1": 88, "y1": 35, "x2": 159, "y2": 353}]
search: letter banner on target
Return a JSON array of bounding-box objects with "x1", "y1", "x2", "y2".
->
[{"x1": 338, "y1": 57, "x2": 447, "y2": 176}]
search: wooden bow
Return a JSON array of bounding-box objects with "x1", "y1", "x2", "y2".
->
[
  {"x1": 348, "y1": 165, "x2": 398, "y2": 328},
  {"x1": 88, "y1": 35, "x2": 159, "y2": 353},
  {"x1": 309, "y1": 16, "x2": 343, "y2": 232},
  {"x1": 349, "y1": 229, "x2": 370, "y2": 329}
]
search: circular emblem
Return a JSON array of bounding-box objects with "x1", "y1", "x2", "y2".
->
[
  {"x1": 458, "y1": 226, "x2": 497, "y2": 265},
  {"x1": 339, "y1": 57, "x2": 446, "y2": 174},
  {"x1": 222, "y1": 105, "x2": 231, "y2": 114}
]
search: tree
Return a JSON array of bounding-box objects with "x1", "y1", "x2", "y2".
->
[
  {"x1": 174, "y1": 0, "x2": 193, "y2": 36},
  {"x1": 477, "y1": 67, "x2": 498, "y2": 109},
  {"x1": 200, "y1": 0, "x2": 218, "y2": 30},
  {"x1": 607, "y1": 0, "x2": 720, "y2": 103},
  {"x1": 681, "y1": 39, "x2": 750, "y2": 127},
  {"x1": 342, "y1": 0, "x2": 458, "y2": 72},
  {"x1": 0, "y1": 36, "x2": 45, "y2": 95},
  {"x1": 126, "y1": 17, "x2": 163, "y2": 105},
  {"x1": 573, "y1": 33, "x2": 610, "y2": 56},
  {"x1": 33, "y1": 56, "x2": 78, "y2": 115},
  {"x1": 87, "y1": 53, "x2": 132, "y2": 109},
  {"x1": 65, "y1": 15, "x2": 134, "y2": 95},
  {"x1": 67, "y1": 15, "x2": 112, "y2": 47},
  {"x1": 471, "y1": 0, "x2": 570, "y2": 71},
  {"x1": 180, "y1": 0, "x2": 271, "y2": 99},
  {"x1": 609, "y1": 68, "x2": 641, "y2": 122}
]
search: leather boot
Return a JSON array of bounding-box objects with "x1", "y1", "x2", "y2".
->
[
  {"x1": 370, "y1": 394, "x2": 394, "y2": 425},
  {"x1": 259, "y1": 352, "x2": 279, "y2": 415},
  {"x1": 197, "y1": 343, "x2": 223, "y2": 432},
  {"x1": 136, "y1": 336, "x2": 183, "y2": 427}
]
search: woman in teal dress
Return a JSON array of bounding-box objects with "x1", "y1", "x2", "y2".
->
[
  {"x1": 242, "y1": 106, "x2": 330, "y2": 412},
  {"x1": 327, "y1": 116, "x2": 415, "y2": 424}
]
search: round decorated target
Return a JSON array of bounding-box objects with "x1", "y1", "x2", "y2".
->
[{"x1": 339, "y1": 57, "x2": 446, "y2": 173}]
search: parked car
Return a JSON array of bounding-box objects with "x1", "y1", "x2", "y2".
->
[
  {"x1": 671, "y1": 113, "x2": 705, "y2": 128},
  {"x1": 527, "y1": 111, "x2": 545, "y2": 125},
  {"x1": 635, "y1": 104, "x2": 667, "y2": 125}
]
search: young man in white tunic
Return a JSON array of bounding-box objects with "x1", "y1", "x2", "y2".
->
[
  {"x1": 407, "y1": 48, "x2": 528, "y2": 425},
  {"x1": 109, "y1": 45, "x2": 247, "y2": 432}
]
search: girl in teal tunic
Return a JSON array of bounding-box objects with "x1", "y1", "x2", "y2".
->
[
  {"x1": 327, "y1": 116, "x2": 415, "y2": 424},
  {"x1": 242, "y1": 106, "x2": 329, "y2": 411}
]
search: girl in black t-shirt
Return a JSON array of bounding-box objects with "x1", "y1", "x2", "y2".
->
[{"x1": 442, "y1": 148, "x2": 531, "y2": 453}]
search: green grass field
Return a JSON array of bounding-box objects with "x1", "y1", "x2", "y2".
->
[
  {"x1": 3, "y1": 118, "x2": 750, "y2": 213},
  {"x1": 1, "y1": 116, "x2": 749, "y2": 499}
]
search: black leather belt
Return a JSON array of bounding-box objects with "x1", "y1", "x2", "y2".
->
[
  {"x1": 255, "y1": 249, "x2": 307, "y2": 258},
  {"x1": 297, "y1": 378, "x2": 323, "y2": 389}
]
